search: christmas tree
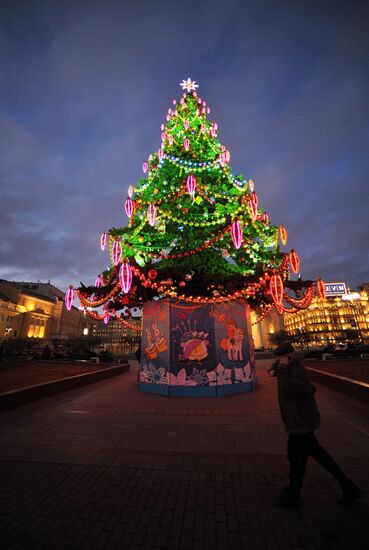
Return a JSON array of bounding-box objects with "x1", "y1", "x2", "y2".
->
[{"x1": 67, "y1": 78, "x2": 324, "y2": 325}]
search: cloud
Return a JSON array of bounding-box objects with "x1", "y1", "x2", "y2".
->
[{"x1": 0, "y1": 0, "x2": 368, "y2": 292}]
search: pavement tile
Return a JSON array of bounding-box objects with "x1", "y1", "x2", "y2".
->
[{"x1": 0, "y1": 359, "x2": 369, "y2": 549}]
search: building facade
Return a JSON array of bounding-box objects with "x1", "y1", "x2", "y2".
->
[
  {"x1": 283, "y1": 283, "x2": 369, "y2": 347},
  {"x1": 0, "y1": 280, "x2": 94, "y2": 342},
  {"x1": 92, "y1": 317, "x2": 142, "y2": 353},
  {"x1": 250, "y1": 309, "x2": 285, "y2": 350}
]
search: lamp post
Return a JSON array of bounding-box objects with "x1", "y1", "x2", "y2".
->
[{"x1": 341, "y1": 293, "x2": 363, "y2": 345}]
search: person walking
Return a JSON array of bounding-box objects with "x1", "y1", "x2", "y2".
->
[{"x1": 269, "y1": 342, "x2": 361, "y2": 509}]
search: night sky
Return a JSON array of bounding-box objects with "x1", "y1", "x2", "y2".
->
[{"x1": 1, "y1": 0, "x2": 368, "y2": 292}]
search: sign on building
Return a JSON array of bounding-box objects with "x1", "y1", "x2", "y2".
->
[{"x1": 325, "y1": 282, "x2": 347, "y2": 296}]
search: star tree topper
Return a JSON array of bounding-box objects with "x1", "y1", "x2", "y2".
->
[{"x1": 180, "y1": 78, "x2": 199, "y2": 93}]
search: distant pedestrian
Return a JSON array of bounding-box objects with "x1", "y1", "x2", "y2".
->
[{"x1": 269, "y1": 342, "x2": 361, "y2": 508}]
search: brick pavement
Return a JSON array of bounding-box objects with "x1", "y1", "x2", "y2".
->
[{"x1": 0, "y1": 359, "x2": 368, "y2": 549}]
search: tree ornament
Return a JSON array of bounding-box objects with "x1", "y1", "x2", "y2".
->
[
  {"x1": 270, "y1": 274, "x2": 283, "y2": 306},
  {"x1": 261, "y1": 212, "x2": 269, "y2": 223},
  {"x1": 184, "y1": 120, "x2": 189, "y2": 130},
  {"x1": 161, "y1": 132, "x2": 166, "y2": 142},
  {"x1": 185, "y1": 274, "x2": 192, "y2": 282},
  {"x1": 65, "y1": 286, "x2": 74, "y2": 311},
  {"x1": 95, "y1": 275, "x2": 103, "y2": 287},
  {"x1": 119, "y1": 261, "x2": 132, "y2": 293},
  {"x1": 201, "y1": 124, "x2": 206, "y2": 134},
  {"x1": 148, "y1": 269, "x2": 157, "y2": 280},
  {"x1": 147, "y1": 204, "x2": 157, "y2": 226},
  {"x1": 289, "y1": 249, "x2": 300, "y2": 274},
  {"x1": 279, "y1": 225, "x2": 288, "y2": 245},
  {"x1": 251, "y1": 191, "x2": 258, "y2": 209},
  {"x1": 143, "y1": 280, "x2": 151, "y2": 288},
  {"x1": 142, "y1": 161, "x2": 148, "y2": 173},
  {"x1": 179, "y1": 78, "x2": 199, "y2": 92},
  {"x1": 100, "y1": 231, "x2": 107, "y2": 251},
  {"x1": 210, "y1": 125, "x2": 216, "y2": 137},
  {"x1": 168, "y1": 135, "x2": 173, "y2": 145},
  {"x1": 179, "y1": 281, "x2": 186, "y2": 287},
  {"x1": 103, "y1": 312, "x2": 110, "y2": 324},
  {"x1": 158, "y1": 148, "x2": 164, "y2": 161},
  {"x1": 186, "y1": 174, "x2": 197, "y2": 196},
  {"x1": 249, "y1": 180, "x2": 255, "y2": 192},
  {"x1": 112, "y1": 239, "x2": 122, "y2": 266},
  {"x1": 128, "y1": 185, "x2": 134, "y2": 198},
  {"x1": 231, "y1": 220, "x2": 243, "y2": 249},
  {"x1": 184, "y1": 138, "x2": 190, "y2": 151},
  {"x1": 317, "y1": 278, "x2": 326, "y2": 300},
  {"x1": 125, "y1": 197, "x2": 134, "y2": 218}
]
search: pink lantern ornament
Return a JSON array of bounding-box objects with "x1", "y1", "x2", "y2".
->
[
  {"x1": 103, "y1": 312, "x2": 110, "y2": 325},
  {"x1": 147, "y1": 204, "x2": 157, "y2": 227},
  {"x1": 65, "y1": 286, "x2": 74, "y2": 311},
  {"x1": 184, "y1": 120, "x2": 189, "y2": 130},
  {"x1": 112, "y1": 239, "x2": 122, "y2": 266},
  {"x1": 125, "y1": 197, "x2": 134, "y2": 218},
  {"x1": 142, "y1": 161, "x2": 148, "y2": 173},
  {"x1": 119, "y1": 261, "x2": 132, "y2": 294},
  {"x1": 100, "y1": 231, "x2": 107, "y2": 251},
  {"x1": 251, "y1": 191, "x2": 258, "y2": 209},
  {"x1": 186, "y1": 174, "x2": 197, "y2": 196},
  {"x1": 231, "y1": 220, "x2": 243, "y2": 249},
  {"x1": 128, "y1": 185, "x2": 134, "y2": 198},
  {"x1": 95, "y1": 275, "x2": 103, "y2": 288},
  {"x1": 184, "y1": 138, "x2": 190, "y2": 151}
]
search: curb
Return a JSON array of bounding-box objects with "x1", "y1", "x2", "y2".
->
[
  {"x1": 0, "y1": 363, "x2": 130, "y2": 413},
  {"x1": 307, "y1": 366, "x2": 369, "y2": 402}
]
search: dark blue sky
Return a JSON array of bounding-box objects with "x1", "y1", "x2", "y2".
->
[{"x1": 1, "y1": 0, "x2": 368, "y2": 291}]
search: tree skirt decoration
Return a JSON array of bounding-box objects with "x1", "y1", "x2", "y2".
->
[{"x1": 138, "y1": 299, "x2": 256, "y2": 396}]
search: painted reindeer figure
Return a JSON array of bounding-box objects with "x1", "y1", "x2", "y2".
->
[{"x1": 228, "y1": 327, "x2": 244, "y2": 361}]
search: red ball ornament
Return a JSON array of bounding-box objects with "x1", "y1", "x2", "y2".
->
[
  {"x1": 143, "y1": 280, "x2": 151, "y2": 288},
  {"x1": 148, "y1": 269, "x2": 157, "y2": 280},
  {"x1": 179, "y1": 281, "x2": 186, "y2": 287},
  {"x1": 185, "y1": 274, "x2": 192, "y2": 281}
]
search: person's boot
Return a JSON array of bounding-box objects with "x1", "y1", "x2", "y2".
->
[{"x1": 339, "y1": 478, "x2": 361, "y2": 506}]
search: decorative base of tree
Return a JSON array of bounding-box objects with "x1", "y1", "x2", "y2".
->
[
  {"x1": 67, "y1": 79, "x2": 325, "y2": 396},
  {"x1": 138, "y1": 298, "x2": 256, "y2": 397}
]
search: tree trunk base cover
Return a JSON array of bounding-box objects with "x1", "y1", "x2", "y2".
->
[{"x1": 139, "y1": 299, "x2": 257, "y2": 397}]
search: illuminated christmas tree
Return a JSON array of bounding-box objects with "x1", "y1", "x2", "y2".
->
[
  {"x1": 66, "y1": 79, "x2": 323, "y2": 395},
  {"x1": 68, "y1": 78, "x2": 322, "y2": 321}
]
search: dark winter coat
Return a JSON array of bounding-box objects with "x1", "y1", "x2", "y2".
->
[{"x1": 273, "y1": 356, "x2": 321, "y2": 434}]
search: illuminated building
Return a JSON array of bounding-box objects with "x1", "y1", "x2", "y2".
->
[
  {"x1": 283, "y1": 282, "x2": 369, "y2": 347},
  {"x1": 251, "y1": 309, "x2": 285, "y2": 350},
  {"x1": 92, "y1": 316, "x2": 142, "y2": 353},
  {"x1": 0, "y1": 280, "x2": 93, "y2": 341}
]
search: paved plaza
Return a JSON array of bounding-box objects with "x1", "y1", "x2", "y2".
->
[{"x1": 1, "y1": 359, "x2": 369, "y2": 549}]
